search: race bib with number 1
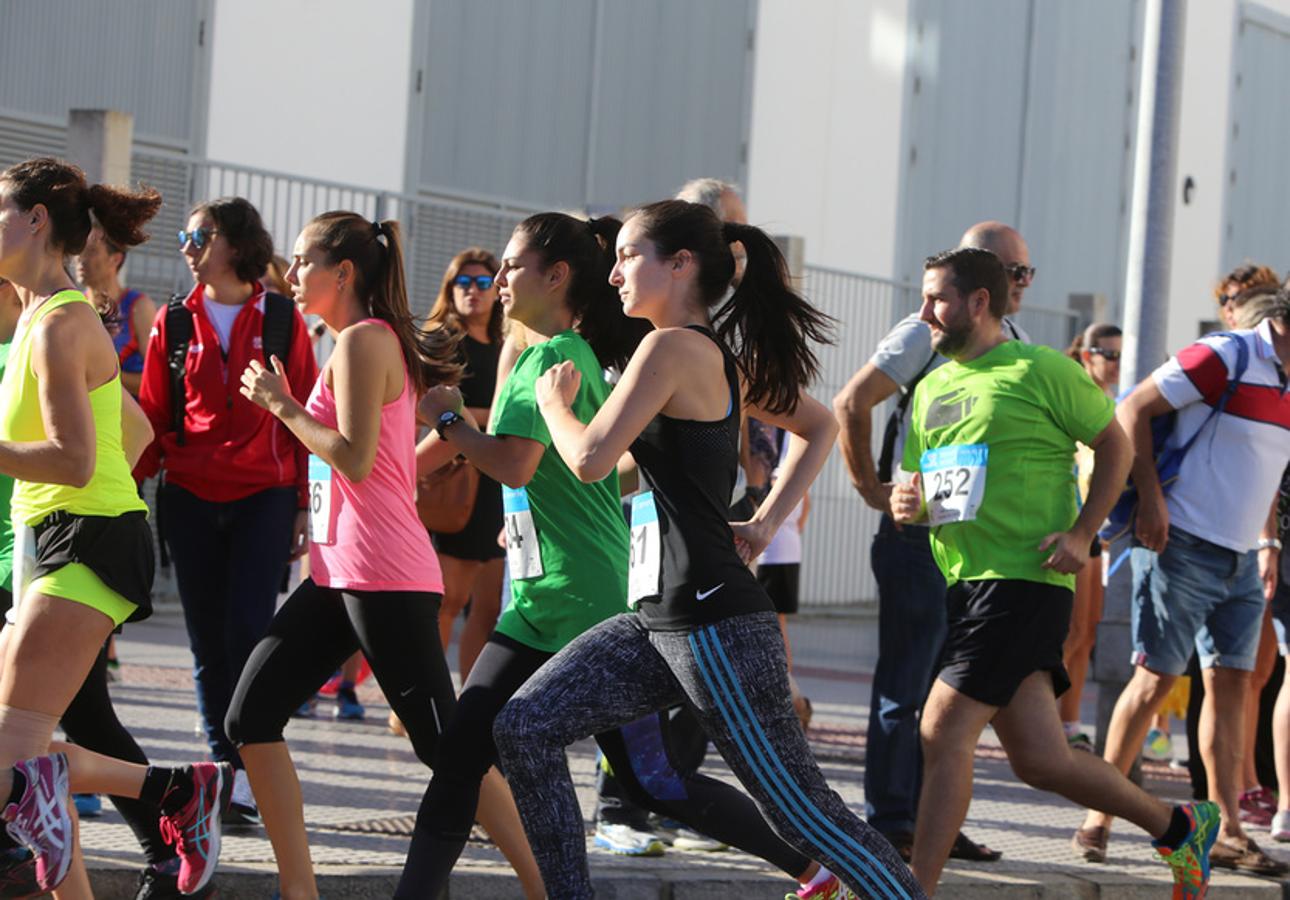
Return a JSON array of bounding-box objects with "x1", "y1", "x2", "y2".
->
[
  {"x1": 308, "y1": 454, "x2": 336, "y2": 545},
  {"x1": 502, "y1": 486, "x2": 544, "y2": 580},
  {"x1": 920, "y1": 444, "x2": 988, "y2": 526},
  {"x1": 628, "y1": 492, "x2": 662, "y2": 607}
]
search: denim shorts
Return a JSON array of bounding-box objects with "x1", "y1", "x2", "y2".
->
[{"x1": 1130, "y1": 525, "x2": 1263, "y2": 674}]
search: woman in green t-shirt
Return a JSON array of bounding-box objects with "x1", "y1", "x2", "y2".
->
[{"x1": 397, "y1": 213, "x2": 820, "y2": 898}]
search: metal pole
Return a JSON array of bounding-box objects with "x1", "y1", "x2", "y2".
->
[
  {"x1": 1094, "y1": 0, "x2": 1187, "y2": 770},
  {"x1": 1120, "y1": 0, "x2": 1187, "y2": 387}
]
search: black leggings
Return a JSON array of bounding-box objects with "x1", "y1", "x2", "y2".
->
[
  {"x1": 225, "y1": 579, "x2": 455, "y2": 771},
  {"x1": 394, "y1": 631, "x2": 811, "y2": 898},
  {"x1": 61, "y1": 643, "x2": 174, "y2": 866}
]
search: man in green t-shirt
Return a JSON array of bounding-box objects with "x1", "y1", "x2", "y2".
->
[{"x1": 888, "y1": 247, "x2": 1218, "y2": 896}]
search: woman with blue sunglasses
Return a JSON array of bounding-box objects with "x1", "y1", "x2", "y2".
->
[
  {"x1": 422, "y1": 249, "x2": 506, "y2": 680},
  {"x1": 136, "y1": 197, "x2": 319, "y2": 829}
]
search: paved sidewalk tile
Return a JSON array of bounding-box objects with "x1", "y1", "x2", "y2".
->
[{"x1": 66, "y1": 610, "x2": 1288, "y2": 898}]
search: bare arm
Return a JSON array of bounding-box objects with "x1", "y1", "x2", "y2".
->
[
  {"x1": 832, "y1": 362, "x2": 901, "y2": 511},
  {"x1": 1116, "y1": 379, "x2": 1177, "y2": 552},
  {"x1": 1038, "y1": 417, "x2": 1132, "y2": 573},
  {"x1": 735, "y1": 393, "x2": 838, "y2": 558},
  {"x1": 240, "y1": 322, "x2": 389, "y2": 483},
  {"x1": 535, "y1": 330, "x2": 682, "y2": 484},
  {"x1": 1260, "y1": 493, "x2": 1280, "y2": 601}
]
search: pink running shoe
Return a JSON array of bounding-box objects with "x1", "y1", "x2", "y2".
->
[
  {"x1": 158, "y1": 762, "x2": 232, "y2": 894},
  {"x1": 1, "y1": 753, "x2": 73, "y2": 892}
]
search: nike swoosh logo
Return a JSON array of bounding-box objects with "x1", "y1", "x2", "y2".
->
[{"x1": 696, "y1": 583, "x2": 724, "y2": 601}]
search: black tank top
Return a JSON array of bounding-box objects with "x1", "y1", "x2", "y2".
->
[{"x1": 630, "y1": 326, "x2": 771, "y2": 630}]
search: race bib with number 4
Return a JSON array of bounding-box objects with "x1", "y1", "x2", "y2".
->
[
  {"x1": 502, "y1": 486, "x2": 544, "y2": 580},
  {"x1": 628, "y1": 492, "x2": 662, "y2": 607},
  {"x1": 920, "y1": 444, "x2": 988, "y2": 526},
  {"x1": 308, "y1": 454, "x2": 336, "y2": 545}
]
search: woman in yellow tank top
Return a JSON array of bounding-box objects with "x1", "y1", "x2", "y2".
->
[{"x1": 0, "y1": 158, "x2": 232, "y2": 896}]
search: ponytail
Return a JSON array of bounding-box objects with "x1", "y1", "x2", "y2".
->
[
  {"x1": 305, "y1": 212, "x2": 461, "y2": 394},
  {"x1": 514, "y1": 212, "x2": 650, "y2": 371},
  {"x1": 714, "y1": 222, "x2": 833, "y2": 414},
  {"x1": 629, "y1": 200, "x2": 834, "y2": 415},
  {"x1": 1, "y1": 157, "x2": 160, "y2": 256}
]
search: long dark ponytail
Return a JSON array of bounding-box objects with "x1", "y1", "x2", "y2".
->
[
  {"x1": 514, "y1": 212, "x2": 650, "y2": 371},
  {"x1": 305, "y1": 211, "x2": 460, "y2": 393},
  {"x1": 629, "y1": 200, "x2": 834, "y2": 414}
]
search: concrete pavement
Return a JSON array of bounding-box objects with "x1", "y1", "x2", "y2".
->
[{"x1": 66, "y1": 607, "x2": 1287, "y2": 898}]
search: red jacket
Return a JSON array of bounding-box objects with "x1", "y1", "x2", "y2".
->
[{"x1": 136, "y1": 282, "x2": 318, "y2": 507}]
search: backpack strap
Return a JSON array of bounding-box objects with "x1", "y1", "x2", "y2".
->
[
  {"x1": 1171, "y1": 331, "x2": 1250, "y2": 459},
  {"x1": 877, "y1": 352, "x2": 937, "y2": 482},
  {"x1": 164, "y1": 294, "x2": 193, "y2": 447},
  {"x1": 261, "y1": 292, "x2": 294, "y2": 370}
]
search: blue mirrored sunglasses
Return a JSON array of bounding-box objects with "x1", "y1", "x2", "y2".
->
[
  {"x1": 453, "y1": 274, "x2": 494, "y2": 291},
  {"x1": 177, "y1": 227, "x2": 217, "y2": 250}
]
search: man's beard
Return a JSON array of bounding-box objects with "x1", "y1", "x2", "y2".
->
[{"x1": 930, "y1": 319, "x2": 972, "y2": 357}]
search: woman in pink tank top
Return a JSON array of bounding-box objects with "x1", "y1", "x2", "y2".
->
[{"x1": 225, "y1": 211, "x2": 543, "y2": 900}]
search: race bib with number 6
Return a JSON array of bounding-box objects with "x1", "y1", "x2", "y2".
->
[
  {"x1": 308, "y1": 454, "x2": 336, "y2": 545},
  {"x1": 502, "y1": 486, "x2": 544, "y2": 580},
  {"x1": 628, "y1": 492, "x2": 662, "y2": 607},
  {"x1": 920, "y1": 444, "x2": 988, "y2": 526}
]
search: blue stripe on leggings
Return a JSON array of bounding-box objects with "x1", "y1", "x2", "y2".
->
[
  {"x1": 689, "y1": 628, "x2": 906, "y2": 899},
  {"x1": 701, "y1": 627, "x2": 912, "y2": 899}
]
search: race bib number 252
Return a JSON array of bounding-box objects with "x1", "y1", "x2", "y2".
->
[{"x1": 919, "y1": 444, "x2": 988, "y2": 526}]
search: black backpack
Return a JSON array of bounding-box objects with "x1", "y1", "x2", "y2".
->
[{"x1": 164, "y1": 292, "x2": 294, "y2": 446}]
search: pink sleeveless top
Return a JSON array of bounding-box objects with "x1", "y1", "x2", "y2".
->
[{"x1": 305, "y1": 319, "x2": 443, "y2": 593}]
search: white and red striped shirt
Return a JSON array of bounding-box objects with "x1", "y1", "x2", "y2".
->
[{"x1": 1153, "y1": 319, "x2": 1290, "y2": 551}]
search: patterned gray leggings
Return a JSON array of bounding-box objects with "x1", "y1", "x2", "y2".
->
[{"x1": 493, "y1": 611, "x2": 925, "y2": 900}]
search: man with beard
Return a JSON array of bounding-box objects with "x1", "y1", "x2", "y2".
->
[
  {"x1": 889, "y1": 247, "x2": 1219, "y2": 896},
  {"x1": 834, "y1": 222, "x2": 1033, "y2": 862}
]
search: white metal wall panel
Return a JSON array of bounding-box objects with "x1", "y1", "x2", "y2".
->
[
  {"x1": 897, "y1": 0, "x2": 1139, "y2": 320},
  {"x1": 1223, "y1": 6, "x2": 1290, "y2": 272},
  {"x1": 418, "y1": 0, "x2": 596, "y2": 207},
  {"x1": 0, "y1": 0, "x2": 206, "y2": 149},
  {"x1": 896, "y1": 0, "x2": 1030, "y2": 284},
  {"x1": 413, "y1": 0, "x2": 754, "y2": 212},
  {"x1": 587, "y1": 0, "x2": 753, "y2": 212},
  {"x1": 1017, "y1": 1, "x2": 1139, "y2": 322}
]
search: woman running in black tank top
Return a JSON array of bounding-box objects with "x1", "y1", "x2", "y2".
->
[{"x1": 492, "y1": 200, "x2": 925, "y2": 900}]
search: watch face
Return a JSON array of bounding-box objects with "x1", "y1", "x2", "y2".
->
[{"x1": 439, "y1": 411, "x2": 457, "y2": 423}]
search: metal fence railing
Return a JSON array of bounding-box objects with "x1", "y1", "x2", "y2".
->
[
  {"x1": 797, "y1": 267, "x2": 918, "y2": 609},
  {"x1": 128, "y1": 152, "x2": 543, "y2": 316}
]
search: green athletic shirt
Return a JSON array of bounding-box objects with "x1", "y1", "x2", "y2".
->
[
  {"x1": 490, "y1": 330, "x2": 629, "y2": 652},
  {"x1": 0, "y1": 340, "x2": 13, "y2": 592},
  {"x1": 902, "y1": 341, "x2": 1114, "y2": 589}
]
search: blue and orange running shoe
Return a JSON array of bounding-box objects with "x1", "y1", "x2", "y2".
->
[
  {"x1": 2, "y1": 753, "x2": 73, "y2": 893},
  {"x1": 158, "y1": 762, "x2": 232, "y2": 895},
  {"x1": 1153, "y1": 801, "x2": 1220, "y2": 900}
]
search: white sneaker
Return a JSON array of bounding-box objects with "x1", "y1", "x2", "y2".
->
[
  {"x1": 231, "y1": 769, "x2": 255, "y2": 809},
  {"x1": 1273, "y1": 810, "x2": 1290, "y2": 842},
  {"x1": 592, "y1": 822, "x2": 665, "y2": 856}
]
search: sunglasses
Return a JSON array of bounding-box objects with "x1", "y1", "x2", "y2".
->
[
  {"x1": 177, "y1": 228, "x2": 218, "y2": 250},
  {"x1": 1088, "y1": 347, "x2": 1121, "y2": 361},
  {"x1": 453, "y1": 274, "x2": 495, "y2": 291},
  {"x1": 1003, "y1": 263, "x2": 1036, "y2": 285}
]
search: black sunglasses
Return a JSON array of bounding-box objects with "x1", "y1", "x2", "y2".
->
[
  {"x1": 454, "y1": 274, "x2": 495, "y2": 291},
  {"x1": 1088, "y1": 347, "x2": 1121, "y2": 361},
  {"x1": 177, "y1": 227, "x2": 218, "y2": 250},
  {"x1": 1003, "y1": 263, "x2": 1036, "y2": 285}
]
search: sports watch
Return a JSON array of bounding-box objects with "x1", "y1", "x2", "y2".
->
[{"x1": 436, "y1": 409, "x2": 464, "y2": 440}]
